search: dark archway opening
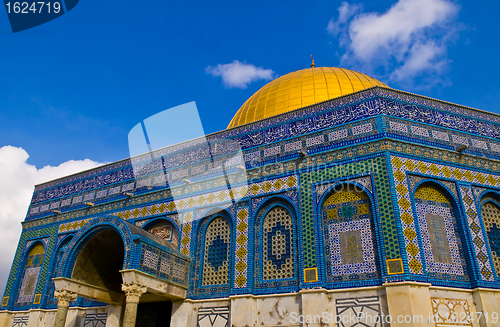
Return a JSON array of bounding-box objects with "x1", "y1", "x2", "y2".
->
[{"x1": 71, "y1": 229, "x2": 124, "y2": 292}]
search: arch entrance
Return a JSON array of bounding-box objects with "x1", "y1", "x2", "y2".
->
[
  {"x1": 72, "y1": 229, "x2": 124, "y2": 293},
  {"x1": 51, "y1": 217, "x2": 190, "y2": 327}
]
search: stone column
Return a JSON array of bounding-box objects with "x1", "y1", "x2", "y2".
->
[
  {"x1": 54, "y1": 290, "x2": 78, "y2": 327},
  {"x1": 121, "y1": 283, "x2": 147, "y2": 327}
]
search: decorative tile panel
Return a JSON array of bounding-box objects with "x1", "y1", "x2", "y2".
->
[
  {"x1": 322, "y1": 189, "x2": 378, "y2": 282},
  {"x1": 234, "y1": 207, "x2": 249, "y2": 288},
  {"x1": 58, "y1": 218, "x2": 91, "y2": 233},
  {"x1": 180, "y1": 212, "x2": 193, "y2": 256},
  {"x1": 480, "y1": 201, "x2": 500, "y2": 277},
  {"x1": 301, "y1": 156, "x2": 399, "y2": 269},
  {"x1": 352, "y1": 123, "x2": 373, "y2": 136},
  {"x1": 389, "y1": 121, "x2": 408, "y2": 133},
  {"x1": 262, "y1": 207, "x2": 295, "y2": 280},
  {"x1": 113, "y1": 175, "x2": 297, "y2": 220},
  {"x1": 414, "y1": 186, "x2": 466, "y2": 279},
  {"x1": 138, "y1": 244, "x2": 190, "y2": 287},
  {"x1": 284, "y1": 140, "x2": 302, "y2": 152},
  {"x1": 264, "y1": 146, "x2": 281, "y2": 157},
  {"x1": 391, "y1": 155, "x2": 500, "y2": 275},
  {"x1": 306, "y1": 135, "x2": 325, "y2": 147},
  {"x1": 459, "y1": 186, "x2": 494, "y2": 281},
  {"x1": 16, "y1": 243, "x2": 45, "y2": 306},
  {"x1": 202, "y1": 217, "x2": 230, "y2": 286}
]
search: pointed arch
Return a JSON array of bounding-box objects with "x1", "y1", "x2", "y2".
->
[
  {"x1": 46, "y1": 235, "x2": 73, "y2": 306},
  {"x1": 143, "y1": 218, "x2": 179, "y2": 247},
  {"x1": 479, "y1": 193, "x2": 500, "y2": 277},
  {"x1": 15, "y1": 241, "x2": 45, "y2": 306},
  {"x1": 201, "y1": 215, "x2": 232, "y2": 287},
  {"x1": 412, "y1": 182, "x2": 469, "y2": 280},
  {"x1": 254, "y1": 197, "x2": 298, "y2": 290},
  {"x1": 320, "y1": 184, "x2": 379, "y2": 283}
]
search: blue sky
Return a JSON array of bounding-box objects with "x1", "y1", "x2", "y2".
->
[{"x1": 0, "y1": 0, "x2": 499, "y2": 293}]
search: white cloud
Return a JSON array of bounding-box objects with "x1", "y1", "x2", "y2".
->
[
  {"x1": 0, "y1": 146, "x2": 103, "y2": 296},
  {"x1": 327, "y1": 2, "x2": 362, "y2": 37},
  {"x1": 327, "y1": 0, "x2": 460, "y2": 87},
  {"x1": 206, "y1": 60, "x2": 275, "y2": 89}
]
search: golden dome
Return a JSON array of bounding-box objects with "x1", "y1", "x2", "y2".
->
[{"x1": 227, "y1": 67, "x2": 388, "y2": 128}]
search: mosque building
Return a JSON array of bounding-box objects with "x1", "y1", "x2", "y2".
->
[{"x1": 2, "y1": 64, "x2": 500, "y2": 327}]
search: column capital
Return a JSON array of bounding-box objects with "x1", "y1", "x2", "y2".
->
[
  {"x1": 122, "y1": 283, "x2": 147, "y2": 304},
  {"x1": 54, "y1": 290, "x2": 78, "y2": 306}
]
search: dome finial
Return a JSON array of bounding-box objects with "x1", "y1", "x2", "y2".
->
[{"x1": 310, "y1": 55, "x2": 315, "y2": 68}]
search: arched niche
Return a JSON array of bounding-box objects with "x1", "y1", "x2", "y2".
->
[
  {"x1": 71, "y1": 229, "x2": 125, "y2": 292},
  {"x1": 144, "y1": 219, "x2": 179, "y2": 246},
  {"x1": 200, "y1": 215, "x2": 231, "y2": 287},
  {"x1": 320, "y1": 184, "x2": 379, "y2": 283},
  {"x1": 413, "y1": 182, "x2": 469, "y2": 280},
  {"x1": 479, "y1": 193, "x2": 500, "y2": 277},
  {"x1": 254, "y1": 197, "x2": 298, "y2": 290},
  {"x1": 15, "y1": 242, "x2": 46, "y2": 306}
]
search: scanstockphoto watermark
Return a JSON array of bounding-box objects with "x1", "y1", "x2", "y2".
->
[
  {"x1": 290, "y1": 311, "x2": 500, "y2": 325},
  {"x1": 289, "y1": 311, "x2": 425, "y2": 325}
]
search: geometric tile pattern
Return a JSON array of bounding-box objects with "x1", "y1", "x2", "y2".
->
[
  {"x1": 386, "y1": 116, "x2": 500, "y2": 159},
  {"x1": 408, "y1": 174, "x2": 458, "y2": 200},
  {"x1": 335, "y1": 296, "x2": 381, "y2": 327},
  {"x1": 16, "y1": 243, "x2": 45, "y2": 306},
  {"x1": 196, "y1": 306, "x2": 229, "y2": 327},
  {"x1": 430, "y1": 297, "x2": 472, "y2": 326},
  {"x1": 302, "y1": 156, "x2": 398, "y2": 269},
  {"x1": 459, "y1": 186, "x2": 494, "y2": 281},
  {"x1": 180, "y1": 212, "x2": 194, "y2": 256},
  {"x1": 262, "y1": 206, "x2": 294, "y2": 280},
  {"x1": 390, "y1": 155, "x2": 500, "y2": 274},
  {"x1": 58, "y1": 218, "x2": 91, "y2": 233},
  {"x1": 414, "y1": 188, "x2": 465, "y2": 278},
  {"x1": 315, "y1": 175, "x2": 373, "y2": 202},
  {"x1": 480, "y1": 201, "x2": 500, "y2": 277},
  {"x1": 202, "y1": 217, "x2": 230, "y2": 286},
  {"x1": 234, "y1": 207, "x2": 249, "y2": 288},
  {"x1": 252, "y1": 200, "x2": 299, "y2": 291},
  {"x1": 304, "y1": 267, "x2": 318, "y2": 282},
  {"x1": 322, "y1": 189, "x2": 378, "y2": 281},
  {"x1": 386, "y1": 258, "x2": 404, "y2": 274},
  {"x1": 3, "y1": 224, "x2": 58, "y2": 308},
  {"x1": 328, "y1": 220, "x2": 377, "y2": 277},
  {"x1": 138, "y1": 245, "x2": 190, "y2": 287},
  {"x1": 473, "y1": 186, "x2": 488, "y2": 199},
  {"x1": 113, "y1": 175, "x2": 298, "y2": 220}
]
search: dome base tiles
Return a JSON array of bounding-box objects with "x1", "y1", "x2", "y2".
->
[{"x1": 4, "y1": 76, "x2": 500, "y2": 327}]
